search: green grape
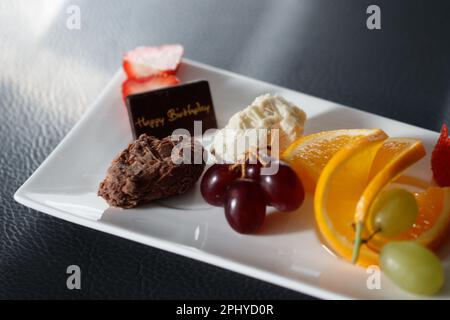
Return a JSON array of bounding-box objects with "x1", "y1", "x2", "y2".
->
[
  {"x1": 370, "y1": 188, "x2": 418, "y2": 237},
  {"x1": 380, "y1": 241, "x2": 444, "y2": 295}
]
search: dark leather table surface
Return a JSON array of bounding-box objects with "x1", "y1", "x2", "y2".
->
[{"x1": 1, "y1": 0, "x2": 450, "y2": 299}]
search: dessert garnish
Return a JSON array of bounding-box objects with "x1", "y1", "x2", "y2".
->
[
  {"x1": 125, "y1": 80, "x2": 217, "y2": 139},
  {"x1": 123, "y1": 44, "x2": 184, "y2": 79},
  {"x1": 122, "y1": 44, "x2": 184, "y2": 100},
  {"x1": 211, "y1": 94, "x2": 306, "y2": 162},
  {"x1": 380, "y1": 241, "x2": 444, "y2": 296},
  {"x1": 368, "y1": 188, "x2": 418, "y2": 237},
  {"x1": 431, "y1": 123, "x2": 450, "y2": 187},
  {"x1": 201, "y1": 157, "x2": 304, "y2": 234},
  {"x1": 98, "y1": 134, "x2": 205, "y2": 208}
]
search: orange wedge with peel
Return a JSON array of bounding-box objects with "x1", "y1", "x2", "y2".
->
[
  {"x1": 281, "y1": 129, "x2": 381, "y2": 193},
  {"x1": 352, "y1": 138, "x2": 426, "y2": 263},
  {"x1": 314, "y1": 129, "x2": 388, "y2": 267},
  {"x1": 314, "y1": 133, "x2": 427, "y2": 267}
]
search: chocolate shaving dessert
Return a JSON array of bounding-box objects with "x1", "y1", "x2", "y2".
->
[{"x1": 98, "y1": 134, "x2": 205, "y2": 208}]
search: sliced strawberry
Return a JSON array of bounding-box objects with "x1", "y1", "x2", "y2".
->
[
  {"x1": 123, "y1": 44, "x2": 184, "y2": 79},
  {"x1": 122, "y1": 74, "x2": 180, "y2": 99},
  {"x1": 431, "y1": 123, "x2": 450, "y2": 187}
]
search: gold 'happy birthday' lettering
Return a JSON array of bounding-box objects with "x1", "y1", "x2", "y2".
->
[
  {"x1": 134, "y1": 102, "x2": 210, "y2": 129},
  {"x1": 167, "y1": 102, "x2": 210, "y2": 122}
]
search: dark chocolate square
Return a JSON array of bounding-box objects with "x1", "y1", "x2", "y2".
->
[{"x1": 125, "y1": 80, "x2": 217, "y2": 139}]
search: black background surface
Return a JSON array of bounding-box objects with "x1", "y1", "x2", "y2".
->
[{"x1": 1, "y1": 0, "x2": 449, "y2": 299}]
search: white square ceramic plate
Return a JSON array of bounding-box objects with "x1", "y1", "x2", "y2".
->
[{"x1": 14, "y1": 59, "x2": 450, "y2": 299}]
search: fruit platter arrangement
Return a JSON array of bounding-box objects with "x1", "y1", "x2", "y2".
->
[{"x1": 17, "y1": 43, "x2": 450, "y2": 298}]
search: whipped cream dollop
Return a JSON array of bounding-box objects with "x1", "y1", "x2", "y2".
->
[{"x1": 211, "y1": 94, "x2": 307, "y2": 162}]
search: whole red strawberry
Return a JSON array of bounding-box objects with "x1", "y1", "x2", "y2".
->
[{"x1": 431, "y1": 124, "x2": 450, "y2": 187}]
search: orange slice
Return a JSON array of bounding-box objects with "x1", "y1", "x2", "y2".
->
[
  {"x1": 314, "y1": 129, "x2": 388, "y2": 267},
  {"x1": 352, "y1": 138, "x2": 426, "y2": 263},
  {"x1": 314, "y1": 134, "x2": 427, "y2": 267},
  {"x1": 282, "y1": 129, "x2": 381, "y2": 193}
]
